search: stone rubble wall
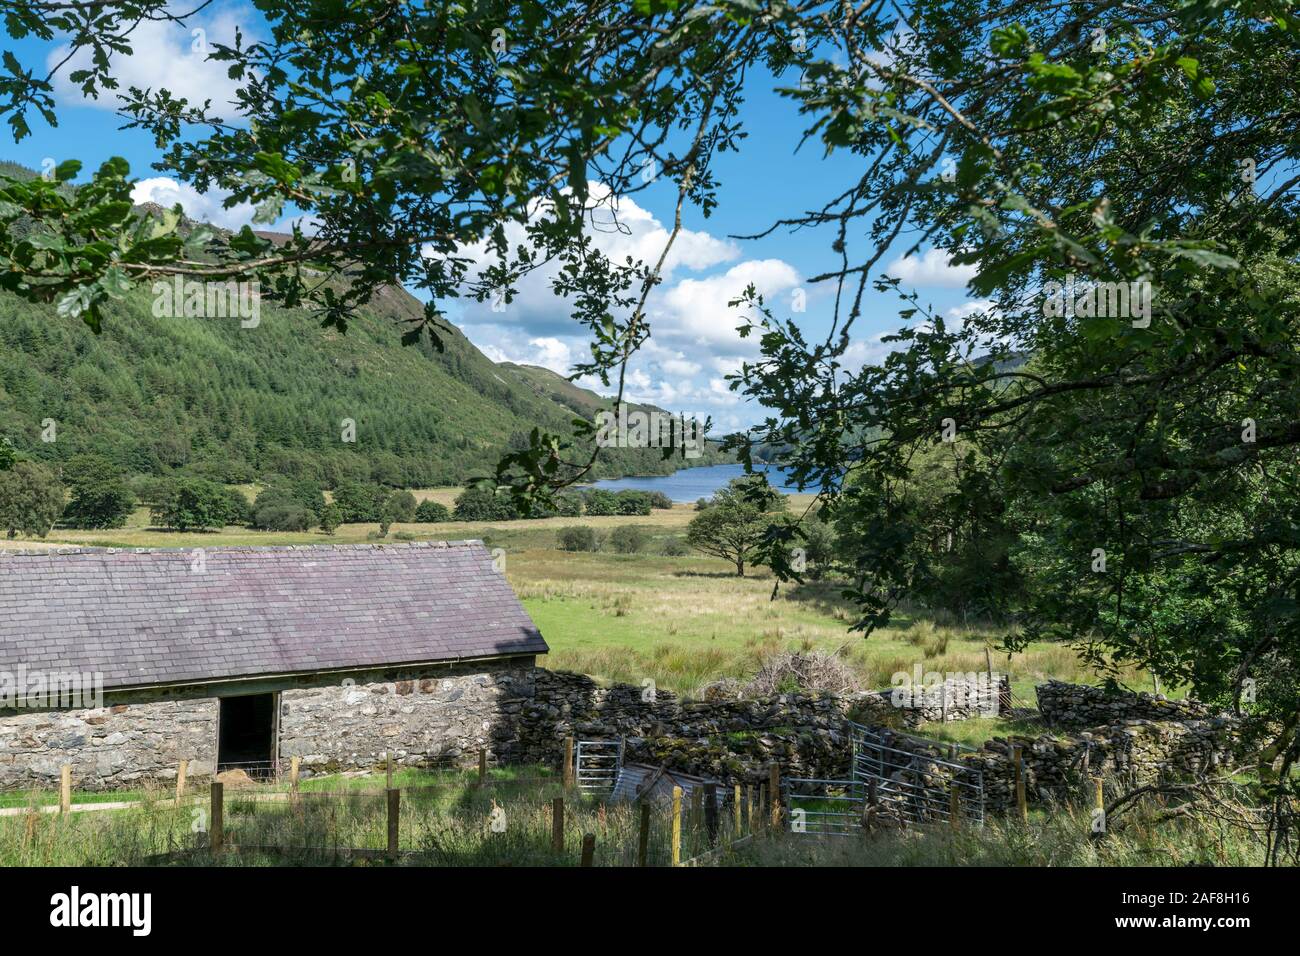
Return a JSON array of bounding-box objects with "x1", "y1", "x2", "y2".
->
[
  {"x1": 1036, "y1": 679, "x2": 1212, "y2": 729},
  {"x1": 283, "y1": 660, "x2": 535, "y2": 776},
  {"x1": 0, "y1": 659, "x2": 537, "y2": 791},
  {"x1": 943, "y1": 716, "x2": 1243, "y2": 814},
  {"x1": 494, "y1": 669, "x2": 1001, "y2": 784},
  {"x1": 504, "y1": 673, "x2": 1245, "y2": 811},
  {"x1": 0, "y1": 662, "x2": 1245, "y2": 810},
  {"x1": 0, "y1": 699, "x2": 218, "y2": 791}
]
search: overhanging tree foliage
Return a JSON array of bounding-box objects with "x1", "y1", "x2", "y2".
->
[{"x1": 4, "y1": 0, "x2": 1298, "y2": 853}]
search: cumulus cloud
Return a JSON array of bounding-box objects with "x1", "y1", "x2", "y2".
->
[
  {"x1": 48, "y1": 8, "x2": 254, "y2": 116},
  {"x1": 654, "y1": 258, "x2": 801, "y2": 347},
  {"x1": 443, "y1": 184, "x2": 808, "y2": 426},
  {"x1": 130, "y1": 176, "x2": 318, "y2": 234},
  {"x1": 451, "y1": 184, "x2": 740, "y2": 336},
  {"x1": 885, "y1": 248, "x2": 976, "y2": 288},
  {"x1": 131, "y1": 177, "x2": 257, "y2": 232}
]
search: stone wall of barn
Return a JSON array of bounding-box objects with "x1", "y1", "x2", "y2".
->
[
  {"x1": 279, "y1": 659, "x2": 536, "y2": 776},
  {"x1": 0, "y1": 699, "x2": 218, "y2": 791}
]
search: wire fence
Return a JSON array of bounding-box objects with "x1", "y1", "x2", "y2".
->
[{"x1": 108, "y1": 765, "x2": 770, "y2": 866}]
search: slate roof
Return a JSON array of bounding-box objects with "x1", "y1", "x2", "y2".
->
[{"x1": 0, "y1": 540, "x2": 547, "y2": 693}]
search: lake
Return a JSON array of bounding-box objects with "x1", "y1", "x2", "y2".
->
[{"x1": 587, "y1": 462, "x2": 804, "y2": 503}]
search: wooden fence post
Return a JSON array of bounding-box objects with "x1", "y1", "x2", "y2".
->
[
  {"x1": 1093, "y1": 776, "x2": 1104, "y2": 812},
  {"x1": 563, "y1": 738, "x2": 575, "y2": 789},
  {"x1": 1013, "y1": 746, "x2": 1028, "y2": 823},
  {"x1": 949, "y1": 786, "x2": 961, "y2": 829},
  {"x1": 289, "y1": 756, "x2": 300, "y2": 791},
  {"x1": 174, "y1": 759, "x2": 188, "y2": 806},
  {"x1": 580, "y1": 832, "x2": 596, "y2": 867},
  {"x1": 386, "y1": 752, "x2": 394, "y2": 790},
  {"x1": 690, "y1": 786, "x2": 702, "y2": 835},
  {"x1": 637, "y1": 802, "x2": 651, "y2": 867},
  {"x1": 733, "y1": 783, "x2": 742, "y2": 836},
  {"x1": 59, "y1": 765, "x2": 71, "y2": 815},
  {"x1": 768, "y1": 764, "x2": 781, "y2": 830},
  {"x1": 210, "y1": 782, "x2": 224, "y2": 854},
  {"x1": 551, "y1": 796, "x2": 564, "y2": 853},
  {"x1": 671, "y1": 786, "x2": 683, "y2": 866},
  {"x1": 478, "y1": 748, "x2": 487, "y2": 786},
  {"x1": 386, "y1": 788, "x2": 400, "y2": 862},
  {"x1": 704, "y1": 783, "x2": 718, "y2": 846}
]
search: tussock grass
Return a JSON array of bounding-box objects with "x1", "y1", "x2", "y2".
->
[{"x1": 728, "y1": 804, "x2": 1274, "y2": 867}]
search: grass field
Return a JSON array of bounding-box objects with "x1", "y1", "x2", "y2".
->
[
  {"x1": 21, "y1": 491, "x2": 1148, "y2": 708},
  {"x1": 2, "y1": 763, "x2": 1270, "y2": 867}
]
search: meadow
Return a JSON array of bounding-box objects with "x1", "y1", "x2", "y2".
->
[{"x1": 23, "y1": 490, "x2": 1151, "y2": 710}]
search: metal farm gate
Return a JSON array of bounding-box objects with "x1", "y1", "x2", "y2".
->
[
  {"x1": 575, "y1": 739, "x2": 624, "y2": 795},
  {"x1": 849, "y1": 723, "x2": 985, "y2": 827},
  {"x1": 784, "y1": 777, "x2": 864, "y2": 836}
]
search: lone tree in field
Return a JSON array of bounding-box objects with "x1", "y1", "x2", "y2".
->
[
  {"x1": 0, "y1": 460, "x2": 64, "y2": 538},
  {"x1": 686, "y1": 479, "x2": 786, "y2": 576}
]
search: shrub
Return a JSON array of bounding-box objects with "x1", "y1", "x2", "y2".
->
[
  {"x1": 216, "y1": 486, "x2": 252, "y2": 526},
  {"x1": 62, "y1": 479, "x2": 136, "y2": 530},
  {"x1": 149, "y1": 478, "x2": 227, "y2": 532},
  {"x1": 608, "y1": 525, "x2": 649, "y2": 554},
  {"x1": 0, "y1": 461, "x2": 65, "y2": 538},
  {"x1": 252, "y1": 503, "x2": 315, "y2": 532},
  {"x1": 59, "y1": 455, "x2": 136, "y2": 530},
  {"x1": 660, "y1": 535, "x2": 691, "y2": 556},
  {"x1": 383, "y1": 490, "x2": 418, "y2": 523},
  {"x1": 453, "y1": 486, "x2": 520, "y2": 521},
  {"x1": 694, "y1": 497, "x2": 711, "y2": 511},
  {"x1": 251, "y1": 483, "x2": 325, "y2": 529},
  {"x1": 414, "y1": 500, "x2": 450, "y2": 522},
  {"x1": 555, "y1": 493, "x2": 583, "y2": 517},
  {"x1": 615, "y1": 491, "x2": 652, "y2": 516},
  {"x1": 582, "y1": 489, "x2": 618, "y2": 516},
  {"x1": 648, "y1": 491, "x2": 674, "y2": 510},
  {"x1": 558, "y1": 526, "x2": 599, "y2": 552},
  {"x1": 319, "y1": 503, "x2": 343, "y2": 535},
  {"x1": 333, "y1": 481, "x2": 389, "y2": 522}
]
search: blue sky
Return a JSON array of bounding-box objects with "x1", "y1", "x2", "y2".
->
[{"x1": 3, "y1": 3, "x2": 983, "y2": 432}]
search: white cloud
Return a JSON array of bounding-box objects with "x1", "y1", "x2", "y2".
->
[
  {"x1": 48, "y1": 8, "x2": 254, "y2": 116},
  {"x1": 130, "y1": 176, "x2": 318, "y2": 234},
  {"x1": 451, "y1": 183, "x2": 740, "y2": 337},
  {"x1": 131, "y1": 177, "x2": 256, "y2": 232},
  {"x1": 655, "y1": 258, "x2": 801, "y2": 347},
  {"x1": 947, "y1": 299, "x2": 996, "y2": 321},
  {"x1": 885, "y1": 248, "x2": 976, "y2": 288}
]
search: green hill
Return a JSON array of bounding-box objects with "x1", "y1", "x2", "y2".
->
[{"x1": 0, "y1": 256, "x2": 727, "y2": 491}]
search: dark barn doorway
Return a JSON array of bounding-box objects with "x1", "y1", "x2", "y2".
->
[{"x1": 217, "y1": 693, "x2": 277, "y2": 776}]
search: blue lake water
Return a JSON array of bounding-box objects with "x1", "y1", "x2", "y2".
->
[{"x1": 587, "y1": 462, "x2": 803, "y2": 503}]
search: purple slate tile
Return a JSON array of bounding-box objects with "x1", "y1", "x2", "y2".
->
[{"x1": 0, "y1": 541, "x2": 546, "y2": 692}]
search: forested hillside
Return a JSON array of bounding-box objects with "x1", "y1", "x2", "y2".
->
[{"x1": 0, "y1": 268, "x2": 726, "y2": 489}]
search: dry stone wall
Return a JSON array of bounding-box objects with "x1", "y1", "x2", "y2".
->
[
  {"x1": 1036, "y1": 680, "x2": 1212, "y2": 728},
  {"x1": 283, "y1": 660, "x2": 535, "y2": 775},
  {"x1": 504, "y1": 672, "x2": 1245, "y2": 812},
  {"x1": 0, "y1": 699, "x2": 217, "y2": 791}
]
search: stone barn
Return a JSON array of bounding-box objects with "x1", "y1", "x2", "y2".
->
[{"x1": 0, "y1": 540, "x2": 547, "y2": 791}]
